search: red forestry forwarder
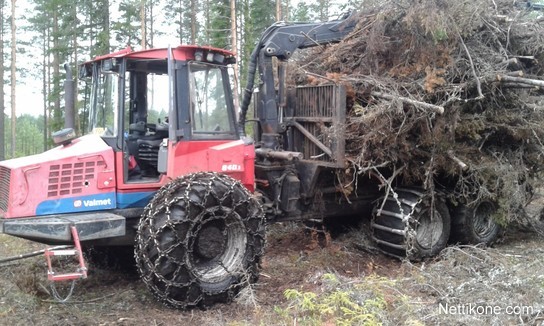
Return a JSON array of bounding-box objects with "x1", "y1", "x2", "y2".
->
[{"x1": 0, "y1": 12, "x2": 501, "y2": 308}]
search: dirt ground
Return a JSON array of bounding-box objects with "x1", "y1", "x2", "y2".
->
[{"x1": 1, "y1": 221, "x2": 543, "y2": 326}]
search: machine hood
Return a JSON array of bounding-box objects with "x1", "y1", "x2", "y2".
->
[{"x1": 0, "y1": 135, "x2": 116, "y2": 218}]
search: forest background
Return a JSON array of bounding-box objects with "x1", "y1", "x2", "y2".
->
[{"x1": 0, "y1": 0, "x2": 357, "y2": 160}]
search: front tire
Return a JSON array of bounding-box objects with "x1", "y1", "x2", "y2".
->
[
  {"x1": 135, "y1": 172, "x2": 265, "y2": 309},
  {"x1": 371, "y1": 188, "x2": 451, "y2": 260}
]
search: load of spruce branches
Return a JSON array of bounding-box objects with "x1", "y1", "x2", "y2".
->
[{"x1": 291, "y1": 0, "x2": 544, "y2": 227}]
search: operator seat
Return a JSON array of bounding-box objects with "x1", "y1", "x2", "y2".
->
[
  {"x1": 126, "y1": 121, "x2": 146, "y2": 158},
  {"x1": 127, "y1": 121, "x2": 168, "y2": 178}
]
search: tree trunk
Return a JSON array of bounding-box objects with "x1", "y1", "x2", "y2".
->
[
  {"x1": 141, "y1": 0, "x2": 146, "y2": 49},
  {"x1": 42, "y1": 26, "x2": 48, "y2": 151},
  {"x1": 276, "y1": 0, "x2": 281, "y2": 20},
  {"x1": 230, "y1": 0, "x2": 240, "y2": 113},
  {"x1": 191, "y1": 0, "x2": 197, "y2": 44},
  {"x1": 72, "y1": 1, "x2": 79, "y2": 134},
  {"x1": 178, "y1": 0, "x2": 183, "y2": 44},
  {"x1": 239, "y1": 0, "x2": 250, "y2": 86},
  {"x1": 149, "y1": 0, "x2": 154, "y2": 47},
  {"x1": 0, "y1": 0, "x2": 5, "y2": 160},
  {"x1": 52, "y1": 9, "x2": 61, "y2": 133},
  {"x1": 203, "y1": 0, "x2": 207, "y2": 45},
  {"x1": 47, "y1": 26, "x2": 51, "y2": 148},
  {"x1": 10, "y1": 0, "x2": 16, "y2": 158}
]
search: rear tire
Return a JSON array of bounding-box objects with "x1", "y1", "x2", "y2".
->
[
  {"x1": 135, "y1": 172, "x2": 265, "y2": 309},
  {"x1": 450, "y1": 200, "x2": 501, "y2": 245},
  {"x1": 371, "y1": 188, "x2": 451, "y2": 260}
]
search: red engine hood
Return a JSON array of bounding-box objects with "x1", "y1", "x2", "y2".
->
[{"x1": 0, "y1": 135, "x2": 116, "y2": 218}]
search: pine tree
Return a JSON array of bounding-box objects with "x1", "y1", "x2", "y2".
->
[
  {"x1": 78, "y1": 0, "x2": 110, "y2": 135},
  {"x1": 311, "y1": 0, "x2": 331, "y2": 21},
  {"x1": 210, "y1": 0, "x2": 230, "y2": 48},
  {"x1": 17, "y1": 115, "x2": 43, "y2": 156},
  {"x1": 114, "y1": 0, "x2": 142, "y2": 49},
  {"x1": 239, "y1": 0, "x2": 275, "y2": 88},
  {"x1": 10, "y1": 0, "x2": 16, "y2": 158},
  {"x1": 291, "y1": 1, "x2": 313, "y2": 21},
  {"x1": 88, "y1": 0, "x2": 111, "y2": 57},
  {"x1": 164, "y1": 0, "x2": 200, "y2": 44},
  {"x1": 28, "y1": 0, "x2": 84, "y2": 143},
  {"x1": 29, "y1": 0, "x2": 53, "y2": 149}
]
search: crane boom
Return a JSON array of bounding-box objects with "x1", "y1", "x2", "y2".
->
[{"x1": 239, "y1": 12, "x2": 358, "y2": 146}]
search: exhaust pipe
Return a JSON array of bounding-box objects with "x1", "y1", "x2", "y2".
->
[{"x1": 63, "y1": 63, "x2": 75, "y2": 130}]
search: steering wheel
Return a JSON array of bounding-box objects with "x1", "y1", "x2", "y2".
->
[{"x1": 146, "y1": 123, "x2": 157, "y2": 132}]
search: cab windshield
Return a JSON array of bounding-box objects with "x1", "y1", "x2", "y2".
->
[
  {"x1": 88, "y1": 64, "x2": 119, "y2": 137},
  {"x1": 189, "y1": 62, "x2": 235, "y2": 138}
]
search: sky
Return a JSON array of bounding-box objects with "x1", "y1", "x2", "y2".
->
[
  {"x1": 8, "y1": 0, "x2": 353, "y2": 118},
  {"x1": 9, "y1": 0, "x2": 43, "y2": 117}
]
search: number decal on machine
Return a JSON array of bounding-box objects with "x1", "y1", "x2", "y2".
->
[{"x1": 222, "y1": 164, "x2": 242, "y2": 172}]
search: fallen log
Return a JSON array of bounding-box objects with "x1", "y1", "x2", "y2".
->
[
  {"x1": 496, "y1": 75, "x2": 544, "y2": 87},
  {"x1": 501, "y1": 83, "x2": 540, "y2": 90}
]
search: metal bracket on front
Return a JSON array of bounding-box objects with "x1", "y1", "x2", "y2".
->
[{"x1": 44, "y1": 225, "x2": 88, "y2": 282}]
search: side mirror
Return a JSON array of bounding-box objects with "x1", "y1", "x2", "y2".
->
[{"x1": 79, "y1": 64, "x2": 91, "y2": 79}]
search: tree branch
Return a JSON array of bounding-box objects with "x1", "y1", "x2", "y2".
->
[{"x1": 371, "y1": 91, "x2": 445, "y2": 115}]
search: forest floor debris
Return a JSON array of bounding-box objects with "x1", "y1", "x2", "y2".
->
[{"x1": 1, "y1": 223, "x2": 543, "y2": 325}]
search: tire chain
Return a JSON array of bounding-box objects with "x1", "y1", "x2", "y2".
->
[
  {"x1": 395, "y1": 189, "x2": 448, "y2": 260},
  {"x1": 372, "y1": 188, "x2": 425, "y2": 259},
  {"x1": 135, "y1": 172, "x2": 266, "y2": 309}
]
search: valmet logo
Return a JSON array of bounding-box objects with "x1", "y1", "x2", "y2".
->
[{"x1": 74, "y1": 198, "x2": 113, "y2": 208}]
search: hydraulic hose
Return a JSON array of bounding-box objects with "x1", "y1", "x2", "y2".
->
[
  {"x1": 238, "y1": 45, "x2": 260, "y2": 137},
  {"x1": 238, "y1": 23, "x2": 285, "y2": 136},
  {"x1": 0, "y1": 245, "x2": 71, "y2": 264}
]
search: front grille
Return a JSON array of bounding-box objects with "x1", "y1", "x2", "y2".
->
[
  {"x1": 47, "y1": 160, "x2": 104, "y2": 197},
  {"x1": 0, "y1": 166, "x2": 11, "y2": 212}
]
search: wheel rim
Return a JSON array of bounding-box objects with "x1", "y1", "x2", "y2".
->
[
  {"x1": 187, "y1": 207, "x2": 247, "y2": 284},
  {"x1": 415, "y1": 207, "x2": 444, "y2": 250},
  {"x1": 472, "y1": 201, "x2": 497, "y2": 237}
]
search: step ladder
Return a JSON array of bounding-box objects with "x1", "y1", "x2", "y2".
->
[{"x1": 44, "y1": 225, "x2": 88, "y2": 282}]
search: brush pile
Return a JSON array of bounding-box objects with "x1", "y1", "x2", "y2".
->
[{"x1": 292, "y1": 0, "x2": 544, "y2": 227}]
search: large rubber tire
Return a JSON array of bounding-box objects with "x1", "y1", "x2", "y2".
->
[
  {"x1": 450, "y1": 200, "x2": 501, "y2": 245},
  {"x1": 371, "y1": 188, "x2": 451, "y2": 260},
  {"x1": 135, "y1": 172, "x2": 265, "y2": 309}
]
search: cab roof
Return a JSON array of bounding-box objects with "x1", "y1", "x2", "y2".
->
[{"x1": 87, "y1": 45, "x2": 235, "y2": 63}]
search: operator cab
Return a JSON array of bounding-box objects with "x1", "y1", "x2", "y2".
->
[{"x1": 80, "y1": 46, "x2": 238, "y2": 184}]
